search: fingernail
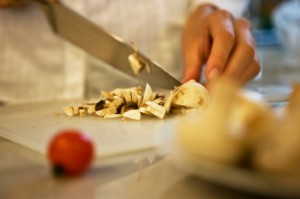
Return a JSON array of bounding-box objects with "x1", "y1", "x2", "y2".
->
[{"x1": 207, "y1": 68, "x2": 220, "y2": 81}]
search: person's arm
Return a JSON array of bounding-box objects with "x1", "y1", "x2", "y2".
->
[
  {"x1": 0, "y1": 0, "x2": 16, "y2": 7},
  {"x1": 0, "y1": 0, "x2": 58, "y2": 7},
  {"x1": 182, "y1": 3, "x2": 260, "y2": 86},
  {"x1": 0, "y1": 0, "x2": 25, "y2": 7}
]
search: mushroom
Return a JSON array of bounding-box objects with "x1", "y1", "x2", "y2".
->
[
  {"x1": 73, "y1": 106, "x2": 80, "y2": 115},
  {"x1": 252, "y1": 83, "x2": 300, "y2": 176},
  {"x1": 63, "y1": 106, "x2": 74, "y2": 117},
  {"x1": 128, "y1": 42, "x2": 145, "y2": 74},
  {"x1": 79, "y1": 108, "x2": 86, "y2": 117},
  {"x1": 83, "y1": 103, "x2": 96, "y2": 115},
  {"x1": 123, "y1": 110, "x2": 141, "y2": 120},
  {"x1": 176, "y1": 79, "x2": 275, "y2": 165},
  {"x1": 145, "y1": 101, "x2": 166, "y2": 119},
  {"x1": 172, "y1": 80, "x2": 209, "y2": 109},
  {"x1": 139, "y1": 107, "x2": 153, "y2": 116},
  {"x1": 95, "y1": 107, "x2": 117, "y2": 117},
  {"x1": 164, "y1": 91, "x2": 174, "y2": 114},
  {"x1": 142, "y1": 83, "x2": 154, "y2": 105},
  {"x1": 62, "y1": 81, "x2": 211, "y2": 120}
]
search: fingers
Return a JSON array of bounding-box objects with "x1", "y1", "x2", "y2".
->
[
  {"x1": 181, "y1": 6, "x2": 260, "y2": 86},
  {"x1": 206, "y1": 15, "x2": 260, "y2": 85},
  {"x1": 223, "y1": 19, "x2": 255, "y2": 77},
  {"x1": 237, "y1": 52, "x2": 261, "y2": 85},
  {"x1": 182, "y1": 43, "x2": 204, "y2": 82},
  {"x1": 0, "y1": 0, "x2": 27, "y2": 7},
  {"x1": 0, "y1": 0, "x2": 17, "y2": 7},
  {"x1": 205, "y1": 10, "x2": 235, "y2": 81},
  {"x1": 181, "y1": 4, "x2": 217, "y2": 83},
  {"x1": 223, "y1": 18, "x2": 260, "y2": 85}
]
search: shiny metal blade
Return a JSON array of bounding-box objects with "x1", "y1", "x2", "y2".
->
[{"x1": 35, "y1": 1, "x2": 181, "y2": 89}]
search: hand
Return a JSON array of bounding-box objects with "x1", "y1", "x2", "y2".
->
[
  {"x1": 0, "y1": 0, "x2": 31, "y2": 7},
  {"x1": 182, "y1": 3, "x2": 260, "y2": 86},
  {"x1": 0, "y1": 0, "x2": 58, "y2": 8},
  {"x1": 0, "y1": 0, "x2": 22, "y2": 7}
]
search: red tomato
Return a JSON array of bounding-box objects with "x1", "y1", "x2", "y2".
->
[{"x1": 48, "y1": 129, "x2": 94, "y2": 176}]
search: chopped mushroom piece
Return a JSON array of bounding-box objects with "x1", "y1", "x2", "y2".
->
[
  {"x1": 100, "y1": 91, "x2": 113, "y2": 100},
  {"x1": 142, "y1": 83, "x2": 154, "y2": 105},
  {"x1": 145, "y1": 101, "x2": 166, "y2": 119},
  {"x1": 130, "y1": 90, "x2": 138, "y2": 105},
  {"x1": 128, "y1": 42, "x2": 146, "y2": 75},
  {"x1": 139, "y1": 107, "x2": 153, "y2": 116},
  {"x1": 123, "y1": 90, "x2": 133, "y2": 105},
  {"x1": 123, "y1": 110, "x2": 141, "y2": 120},
  {"x1": 73, "y1": 106, "x2": 79, "y2": 115},
  {"x1": 83, "y1": 104, "x2": 96, "y2": 114},
  {"x1": 173, "y1": 80, "x2": 209, "y2": 109},
  {"x1": 63, "y1": 106, "x2": 74, "y2": 117},
  {"x1": 128, "y1": 54, "x2": 144, "y2": 74},
  {"x1": 79, "y1": 108, "x2": 86, "y2": 117},
  {"x1": 62, "y1": 81, "x2": 210, "y2": 120},
  {"x1": 164, "y1": 91, "x2": 174, "y2": 114},
  {"x1": 96, "y1": 107, "x2": 117, "y2": 117}
]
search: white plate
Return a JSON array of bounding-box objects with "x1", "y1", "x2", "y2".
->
[{"x1": 168, "y1": 151, "x2": 300, "y2": 198}]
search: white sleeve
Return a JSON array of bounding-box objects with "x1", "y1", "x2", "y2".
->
[
  {"x1": 187, "y1": 0, "x2": 249, "y2": 17},
  {"x1": 0, "y1": 3, "x2": 86, "y2": 104}
]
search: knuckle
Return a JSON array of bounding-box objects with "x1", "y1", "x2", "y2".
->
[
  {"x1": 241, "y1": 42, "x2": 255, "y2": 58},
  {"x1": 210, "y1": 53, "x2": 227, "y2": 68},
  {"x1": 221, "y1": 30, "x2": 235, "y2": 44},
  {"x1": 252, "y1": 61, "x2": 261, "y2": 75},
  {"x1": 216, "y1": 9, "x2": 233, "y2": 20},
  {"x1": 237, "y1": 18, "x2": 251, "y2": 29}
]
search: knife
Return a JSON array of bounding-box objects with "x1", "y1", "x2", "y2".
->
[{"x1": 33, "y1": 0, "x2": 182, "y2": 89}]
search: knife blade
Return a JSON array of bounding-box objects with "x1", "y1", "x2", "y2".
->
[{"x1": 34, "y1": 0, "x2": 182, "y2": 89}]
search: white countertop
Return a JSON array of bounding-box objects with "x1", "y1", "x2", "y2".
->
[
  {"x1": 1, "y1": 45, "x2": 300, "y2": 199},
  {"x1": 0, "y1": 137, "x2": 261, "y2": 199}
]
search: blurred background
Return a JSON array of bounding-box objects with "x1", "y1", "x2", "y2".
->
[{"x1": 244, "y1": 0, "x2": 300, "y2": 104}]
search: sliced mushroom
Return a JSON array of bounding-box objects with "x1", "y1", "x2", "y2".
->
[
  {"x1": 125, "y1": 90, "x2": 134, "y2": 105},
  {"x1": 62, "y1": 81, "x2": 211, "y2": 120},
  {"x1": 109, "y1": 96, "x2": 124, "y2": 108},
  {"x1": 128, "y1": 54, "x2": 144, "y2": 74},
  {"x1": 95, "y1": 107, "x2": 117, "y2": 117},
  {"x1": 172, "y1": 80, "x2": 209, "y2": 109},
  {"x1": 142, "y1": 83, "x2": 154, "y2": 105},
  {"x1": 123, "y1": 110, "x2": 141, "y2": 120},
  {"x1": 73, "y1": 106, "x2": 80, "y2": 115},
  {"x1": 63, "y1": 106, "x2": 74, "y2": 117},
  {"x1": 139, "y1": 107, "x2": 153, "y2": 116},
  {"x1": 130, "y1": 89, "x2": 138, "y2": 105},
  {"x1": 164, "y1": 91, "x2": 174, "y2": 114},
  {"x1": 79, "y1": 108, "x2": 86, "y2": 117},
  {"x1": 128, "y1": 42, "x2": 145, "y2": 75},
  {"x1": 83, "y1": 103, "x2": 96, "y2": 115},
  {"x1": 145, "y1": 101, "x2": 166, "y2": 119}
]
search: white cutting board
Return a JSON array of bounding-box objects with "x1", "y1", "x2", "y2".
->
[{"x1": 0, "y1": 100, "x2": 178, "y2": 158}]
